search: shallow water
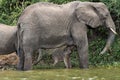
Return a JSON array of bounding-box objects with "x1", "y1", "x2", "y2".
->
[{"x1": 0, "y1": 66, "x2": 120, "y2": 80}]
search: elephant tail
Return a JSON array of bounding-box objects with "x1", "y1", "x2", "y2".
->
[{"x1": 17, "y1": 23, "x2": 24, "y2": 58}]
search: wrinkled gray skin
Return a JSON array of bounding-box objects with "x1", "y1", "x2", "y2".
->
[
  {"x1": 17, "y1": 1, "x2": 116, "y2": 70},
  {"x1": 0, "y1": 24, "x2": 17, "y2": 54},
  {"x1": 34, "y1": 46, "x2": 72, "y2": 68}
]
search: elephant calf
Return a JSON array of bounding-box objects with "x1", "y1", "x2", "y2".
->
[
  {"x1": 51, "y1": 46, "x2": 72, "y2": 68},
  {"x1": 0, "y1": 52, "x2": 19, "y2": 70},
  {"x1": 33, "y1": 46, "x2": 73, "y2": 68}
]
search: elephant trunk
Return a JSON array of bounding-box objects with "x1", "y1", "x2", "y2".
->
[
  {"x1": 100, "y1": 30, "x2": 115, "y2": 54},
  {"x1": 100, "y1": 15, "x2": 117, "y2": 54}
]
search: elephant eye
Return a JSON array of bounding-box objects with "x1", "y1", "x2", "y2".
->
[
  {"x1": 101, "y1": 13, "x2": 108, "y2": 20},
  {"x1": 106, "y1": 14, "x2": 109, "y2": 17},
  {"x1": 102, "y1": 16, "x2": 107, "y2": 20}
]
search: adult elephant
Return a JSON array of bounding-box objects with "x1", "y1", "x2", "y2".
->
[
  {"x1": 0, "y1": 24, "x2": 17, "y2": 54},
  {"x1": 17, "y1": 1, "x2": 116, "y2": 70}
]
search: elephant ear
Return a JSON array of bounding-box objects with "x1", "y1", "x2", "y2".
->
[
  {"x1": 92, "y1": 3, "x2": 109, "y2": 19},
  {"x1": 75, "y1": 3, "x2": 102, "y2": 28}
]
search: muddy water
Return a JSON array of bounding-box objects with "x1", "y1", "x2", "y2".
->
[{"x1": 0, "y1": 66, "x2": 120, "y2": 80}]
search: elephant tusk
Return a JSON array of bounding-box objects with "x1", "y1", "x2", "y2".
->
[{"x1": 110, "y1": 28, "x2": 117, "y2": 35}]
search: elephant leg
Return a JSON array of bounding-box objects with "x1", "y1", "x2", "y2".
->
[
  {"x1": 64, "y1": 53, "x2": 71, "y2": 69},
  {"x1": 33, "y1": 49, "x2": 42, "y2": 65},
  {"x1": 37, "y1": 49, "x2": 42, "y2": 62},
  {"x1": 52, "y1": 57, "x2": 58, "y2": 66},
  {"x1": 71, "y1": 25, "x2": 88, "y2": 69},
  {"x1": 23, "y1": 47, "x2": 33, "y2": 71},
  {"x1": 77, "y1": 40, "x2": 88, "y2": 69},
  {"x1": 17, "y1": 49, "x2": 24, "y2": 70}
]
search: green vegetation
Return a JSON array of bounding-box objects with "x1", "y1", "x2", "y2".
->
[
  {"x1": 0, "y1": 0, "x2": 120, "y2": 68},
  {"x1": 1, "y1": 67, "x2": 120, "y2": 80}
]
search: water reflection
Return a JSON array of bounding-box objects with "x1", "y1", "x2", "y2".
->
[{"x1": 0, "y1": 67, "x2": 120, "y2": 80}]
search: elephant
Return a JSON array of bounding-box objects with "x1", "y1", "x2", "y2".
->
[
  {"x1": 0, "y1": 24, "x2": 17, "y2": 54},
  {"x1": 52, "y1": 46, "x2": 72, "y2": 68},
  {"x1": 33, "y1": 46, "x2": 72, "y2": 68},
  {"x1": 17, "y1": 1, "x2": 116, "y2": 70}
]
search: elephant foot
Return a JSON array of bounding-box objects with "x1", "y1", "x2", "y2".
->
[
  {"x1": 16, "y1": 63, "x2": 24, "y2": 71},
  {"x1": 66, "y1": 65, "x2": 72, "y2": 69},
  {"x1": 79, "y1": 65, "x2": 89, "y2": 69},
  {"x1": 16, "y1": 67, "x2": 23, "y2": 71},
  {"x1": 23, "y1": 67, "x2": 32, "y2": 71},
  {"x1": 23, "y1": 57, "x2": 32, "y2": 71},
  {"x1": 16, "y1": 59, "x2": 32, "y2": 71}
]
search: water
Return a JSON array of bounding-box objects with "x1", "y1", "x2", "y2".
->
[{"x1": 0, "y1": 66, "x2": 120, "y2": 80}]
